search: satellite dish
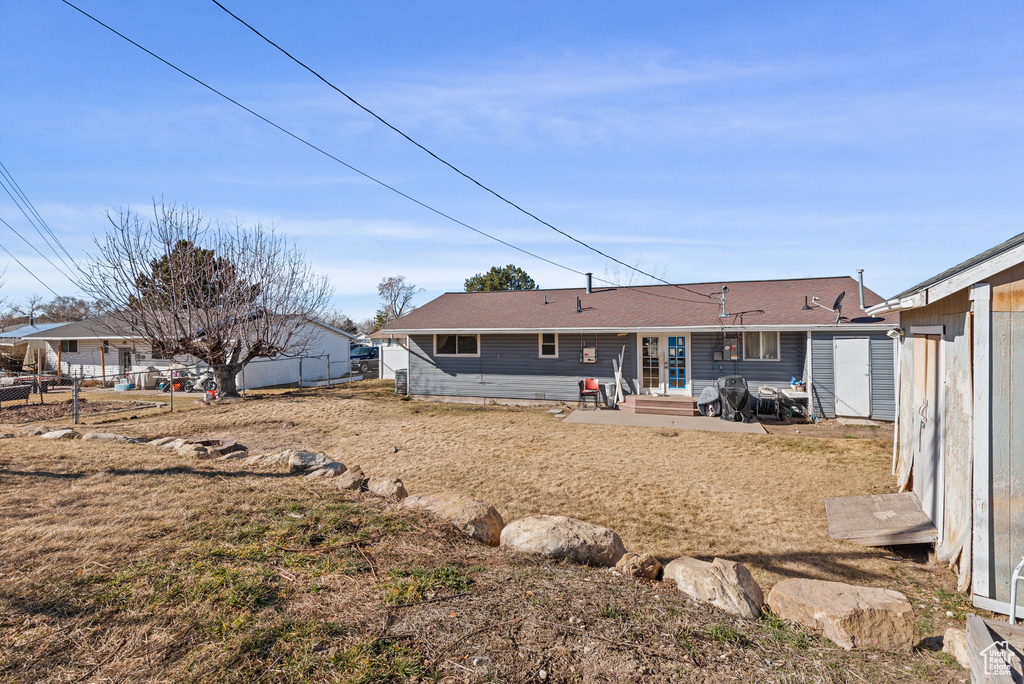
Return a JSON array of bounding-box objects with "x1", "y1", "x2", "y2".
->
[{"x1": 831, "y1": 291, "x2": 845, "y2": 312}]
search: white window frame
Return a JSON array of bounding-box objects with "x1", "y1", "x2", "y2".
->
[
  {"x1": 433, "y1": 333, "x2": 481, "y2": 357},
  {"x1": 742, "y1": 331, "x2": 780, "y2": 361},
  {"x1": 538, "y1": 333, "x2": 559, "y2": 358}
]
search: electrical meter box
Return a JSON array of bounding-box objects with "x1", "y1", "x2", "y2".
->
[
  {"x1": 723, "y1": 336, "x2": 738, "y2": 361},
  {"x1": 582, "y1": 346, "x2": 597, "y2": 363}
]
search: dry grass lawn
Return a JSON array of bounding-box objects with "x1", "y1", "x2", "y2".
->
[{"x1": 0, "y1": 380, "x2": 973, "y2": 682}]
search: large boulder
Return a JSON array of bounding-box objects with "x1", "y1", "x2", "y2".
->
[
  {"x1": 41, "y1": 428, "x2": 79, "y2": 440},
  {"x1": 402, "y1": 491, "x2": 504, "y2": 546},
  {"x1": 499, "y1": 515, "x2": 625, "y2": 566},
  {"x1": 305, "y1": 462, "x2": 346, "y2": 479},
  {"x1": 82, "y1": 432, "x2": 131, "y2": 442},
  {"x1": 20, "y1": 425, "x2": 52, "y2": 436},
  {"x1": 287, "y1": 450, "x2": 335, "y2": 473},
  {"x1": 149, "y1": 436, "x2": 180, "y2": 447},
  {"x1": 663, "y1": 556, "x2": 763, "y2": 619},
  {"x1": 178, "y1": 443, "x2": 212, "y2": 459},
  {"x1": 767, "y1": 579, "x2": 914, "y2": 651},
  {"x1": 367, "y1": 477, "x2": 408, "y2": 500},
  {"x1": 335, "y1": 466, "x2": 366, "y2": 491},
  {"x1": 616, "y1": 552, "x2": 663, "y2": 580}
]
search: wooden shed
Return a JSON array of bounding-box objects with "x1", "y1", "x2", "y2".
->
[{"x1": 866, "y1": 232, "x2": 1024, "y2": 616}]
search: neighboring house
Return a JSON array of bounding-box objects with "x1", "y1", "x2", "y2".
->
[
  {"x1": 0, "y1": 321, "x2": 68, "y2": 369},
  {"x1": 865, "y1": 231, "x2": 1024, "y2": 615},
  {"x1": 19, "y1": 314, "x2": 355, "y2": 389},
  {"x1": 382, "y1": 274, "x2": 898, "y2": 419}
]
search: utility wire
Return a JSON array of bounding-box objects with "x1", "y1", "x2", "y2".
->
[
  {"x1": 60, "y1": 0, "x2": 595, "y2": 282},
  {"x1": 209, "y1": 0, "x2": 716, "y2": 302},
  {"x1": 0, "y1": 162, "x2": 79, "y2": 272},
  {"x1": 0, "y1": 216, "x2": 79, "y2": 288},
  {"x1": 0, "y1": 228, "x2": 62, "y2": 297},
  {"x1": 59, "y1": 1, "x2": 716, "y2": 307}
]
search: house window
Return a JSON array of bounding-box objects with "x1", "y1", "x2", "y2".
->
[
  {"x1": 539, "y1": 333, "x2": 558, "y2": 358},
  {"x1": 60, "y1": 340, "x2": 78, "y2": 353},
  {"x1": 434, "y1": 334, "x2": 480, "y2": 357},
  {"x1": 743, "y1": 332, "x2": 779, "y2": 361}
]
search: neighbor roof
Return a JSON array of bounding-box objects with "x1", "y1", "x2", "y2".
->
[
  {"x1": 18, "y1": 315, "x2": 139, "y2": 341},
  {"x1": 0, "y1": 322, "x2": 68, "y2": 340},
  {"x1": 384, "y1": 276, "x2": 893, "y2": 333}
]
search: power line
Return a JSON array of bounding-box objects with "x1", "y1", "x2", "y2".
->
[
  {"x1": 59, "y1": 1, "x2": 717, "y2": 308},
  {"x1": 60, "y1": 0, "x2": 595, "y2": 282},
  {"x1": 0, "y1": 228, "x2": 63, "y2": 297},
  {"x1": 0, "y1": 216, "x2": 79, "y2": 288},
  {"x1": 0, "y1": 161, "x2": 79, "y2": 272},
  {"x1": 209, "y1": 1, "x2": 716, "y2": 301}
]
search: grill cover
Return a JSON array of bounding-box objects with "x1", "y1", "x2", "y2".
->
[{"x1": 716, "y1": 375, "x2": 754, "y2": 422}]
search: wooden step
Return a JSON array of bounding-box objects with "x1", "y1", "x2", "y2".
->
[{"x1": 619, "y1": 394, "x2": 701, "y2": 416}]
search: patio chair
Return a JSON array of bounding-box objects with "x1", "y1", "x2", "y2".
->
[{"x1": 578, "y1": 378, "x2": 602, "y2": 409}]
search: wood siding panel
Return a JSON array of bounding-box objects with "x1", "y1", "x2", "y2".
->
[
  {"x1": 898, "y1": 301, "x2": 974, "y2": 585},
  {"x1": 990, "y1": 264, "x2": 1024, "y2": 313},
  {"x1": 991, "y1": 312, "x2": 1023, "y2": 605},
  {"x1": 408, "y1": 333, "x2": 637, "y2": 402}
]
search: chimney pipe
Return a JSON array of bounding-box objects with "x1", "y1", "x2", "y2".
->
[
  {"x1": 576, "y1": 297, "x2": 582, "y2": 313},
  {"x1": 585, "y1": 272, "x2": 592, "y2": 294},
  {"x1": 857, "y1": 269, "x2": 866, "y2": 311},
  {"x1": 29, "y1": 314, "x2": 34, "y2": 326}
]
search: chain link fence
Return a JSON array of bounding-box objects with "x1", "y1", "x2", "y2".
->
[{"x1": 0, "y1": 353, "x2": 371, "y2": 423}]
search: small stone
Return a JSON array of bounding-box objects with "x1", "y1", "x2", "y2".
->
[
  {"x1": 0, "y1": 433, "x2": 14, "y2": 439},
  {"x1": 472, "y1": 657, "x2": 484, "y2": 666},
  {"x1": 20, "y1": 425, "x2": 52, "y2": 436},
  {"x1": 583, "y1": 646, "x2": 593, "y2": 654},
  {"x1": 305, "y1": 462, "x2": 346, "y2": 479},
  {"x1": 945, "y1": 610, "x2": 954, "y2": 617},
  {"x1": 539, "y1": 670, "x2": 547, "y2": 681},
  {"x1": 942, "y1": 628, "x2": 969, "y2": 668},
  {"x1": 569, "y1": 616, "x2": 583, "y2": 625}
]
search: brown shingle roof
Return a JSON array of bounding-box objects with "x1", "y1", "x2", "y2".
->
[{"x1": 384, "y1": 276, "x2": 894, "y2": 332}]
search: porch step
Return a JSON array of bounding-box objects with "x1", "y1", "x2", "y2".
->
[{"x1": 619, "y1": 395, "x2": 700, "y2": 417}]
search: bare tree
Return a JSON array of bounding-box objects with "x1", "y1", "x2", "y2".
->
[
  {"x1": 376, "y1": 275, "x2": 422, "y2": 327},
  {"x1": 40, "y1": 296, "x2": 99, "y2": 321},
  {"x1": 320, "y1": 309, "x2": 358, "y2": 335},
  {"x1": 76, "y1": 202, "x2": 333, "y2": 397},
  {"x1": 13, "y1": 294, "x2": 46, "y2": 320}
]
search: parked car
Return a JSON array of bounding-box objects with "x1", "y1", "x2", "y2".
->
[{"x1": 350, "y1": 346, "x2": 379, "y2": 374}]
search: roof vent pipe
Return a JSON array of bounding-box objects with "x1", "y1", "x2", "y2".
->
[
  {"x1": 543, "y1": 294, "x2": 548, "y2": 305},
  {"x1": 857, "y1": 269, "x2": 866, "y2": 311},
  {"x1": 577, "y1": 297, "x2": 582, "y2": 313},
  {"x1": 585, "y1": 272, "x2": 592, "y2": 294},
  {"x1": 29, "y1": 314, "x2": 34, "y2": 326}
]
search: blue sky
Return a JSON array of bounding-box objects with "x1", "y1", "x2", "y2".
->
[{"x1": 1, "y1": 1, "x2": 1022, "y2": 320}]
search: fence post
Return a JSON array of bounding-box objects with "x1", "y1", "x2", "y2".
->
[
  {"x1": 298, "y1": 358, "x2": 303, "y2": 388},
  {"x1": 73, "y1": 371, "x2": 79, "y2": 425},
  {"x1": 169, "y1": 368, "x2": 174, "y2": 413},
  {"x1": 241, "y1": 363, "x2": 246, "y2": 398},
  {"x1": 326, "y1": 354, "x2": 330, "y2": 387}
]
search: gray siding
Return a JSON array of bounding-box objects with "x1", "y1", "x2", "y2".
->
[
  {"x1": 691, "y1": 331, "x2": 807, "y2": 397},
  {"x1": 408, "y1": 333, "x2": 637, "y2": 402},
  {"x1": 810, "y1": 332, "x2": 895, "y2": 421}
]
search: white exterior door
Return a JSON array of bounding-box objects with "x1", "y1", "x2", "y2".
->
[
  {"x1": 833, "y1": 337, "x2": 871, "y2": 417},
  {"x1": 639, "y1": 334, "x2": 689, "y2": 395}
]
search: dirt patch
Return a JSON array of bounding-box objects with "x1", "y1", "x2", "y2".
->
[
  {"x1": 0, "y1": 399, "x2": 158, "y2": 424},
  {"x1": 762, "y1": 418, "x2": 894, "y2": 441}
]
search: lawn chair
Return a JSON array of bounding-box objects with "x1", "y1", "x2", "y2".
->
[{"x1": 578, "y1": 378, "x2": 602, "y2": 409}]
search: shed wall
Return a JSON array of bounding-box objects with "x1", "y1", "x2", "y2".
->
[
  {"x1": 408, "y1": 333, "x2": 637, "y2": 402},
  {"x1": 896, "y1": 290, "x2": 973, "y2": 590}
]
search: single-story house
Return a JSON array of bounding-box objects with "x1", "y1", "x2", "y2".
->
[
  {"x1": 0, "y1": 321, "x2": 68, "y2": 370},
  {"x1": 382, "y1": 274, "x2": 898, "y2": 420},
  {"x1": 865, "y1": 231, "x2": 1024, "y2": 615},
  {"x1": 19, "y1": 314, "x2": 355, "y2": 389}
]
